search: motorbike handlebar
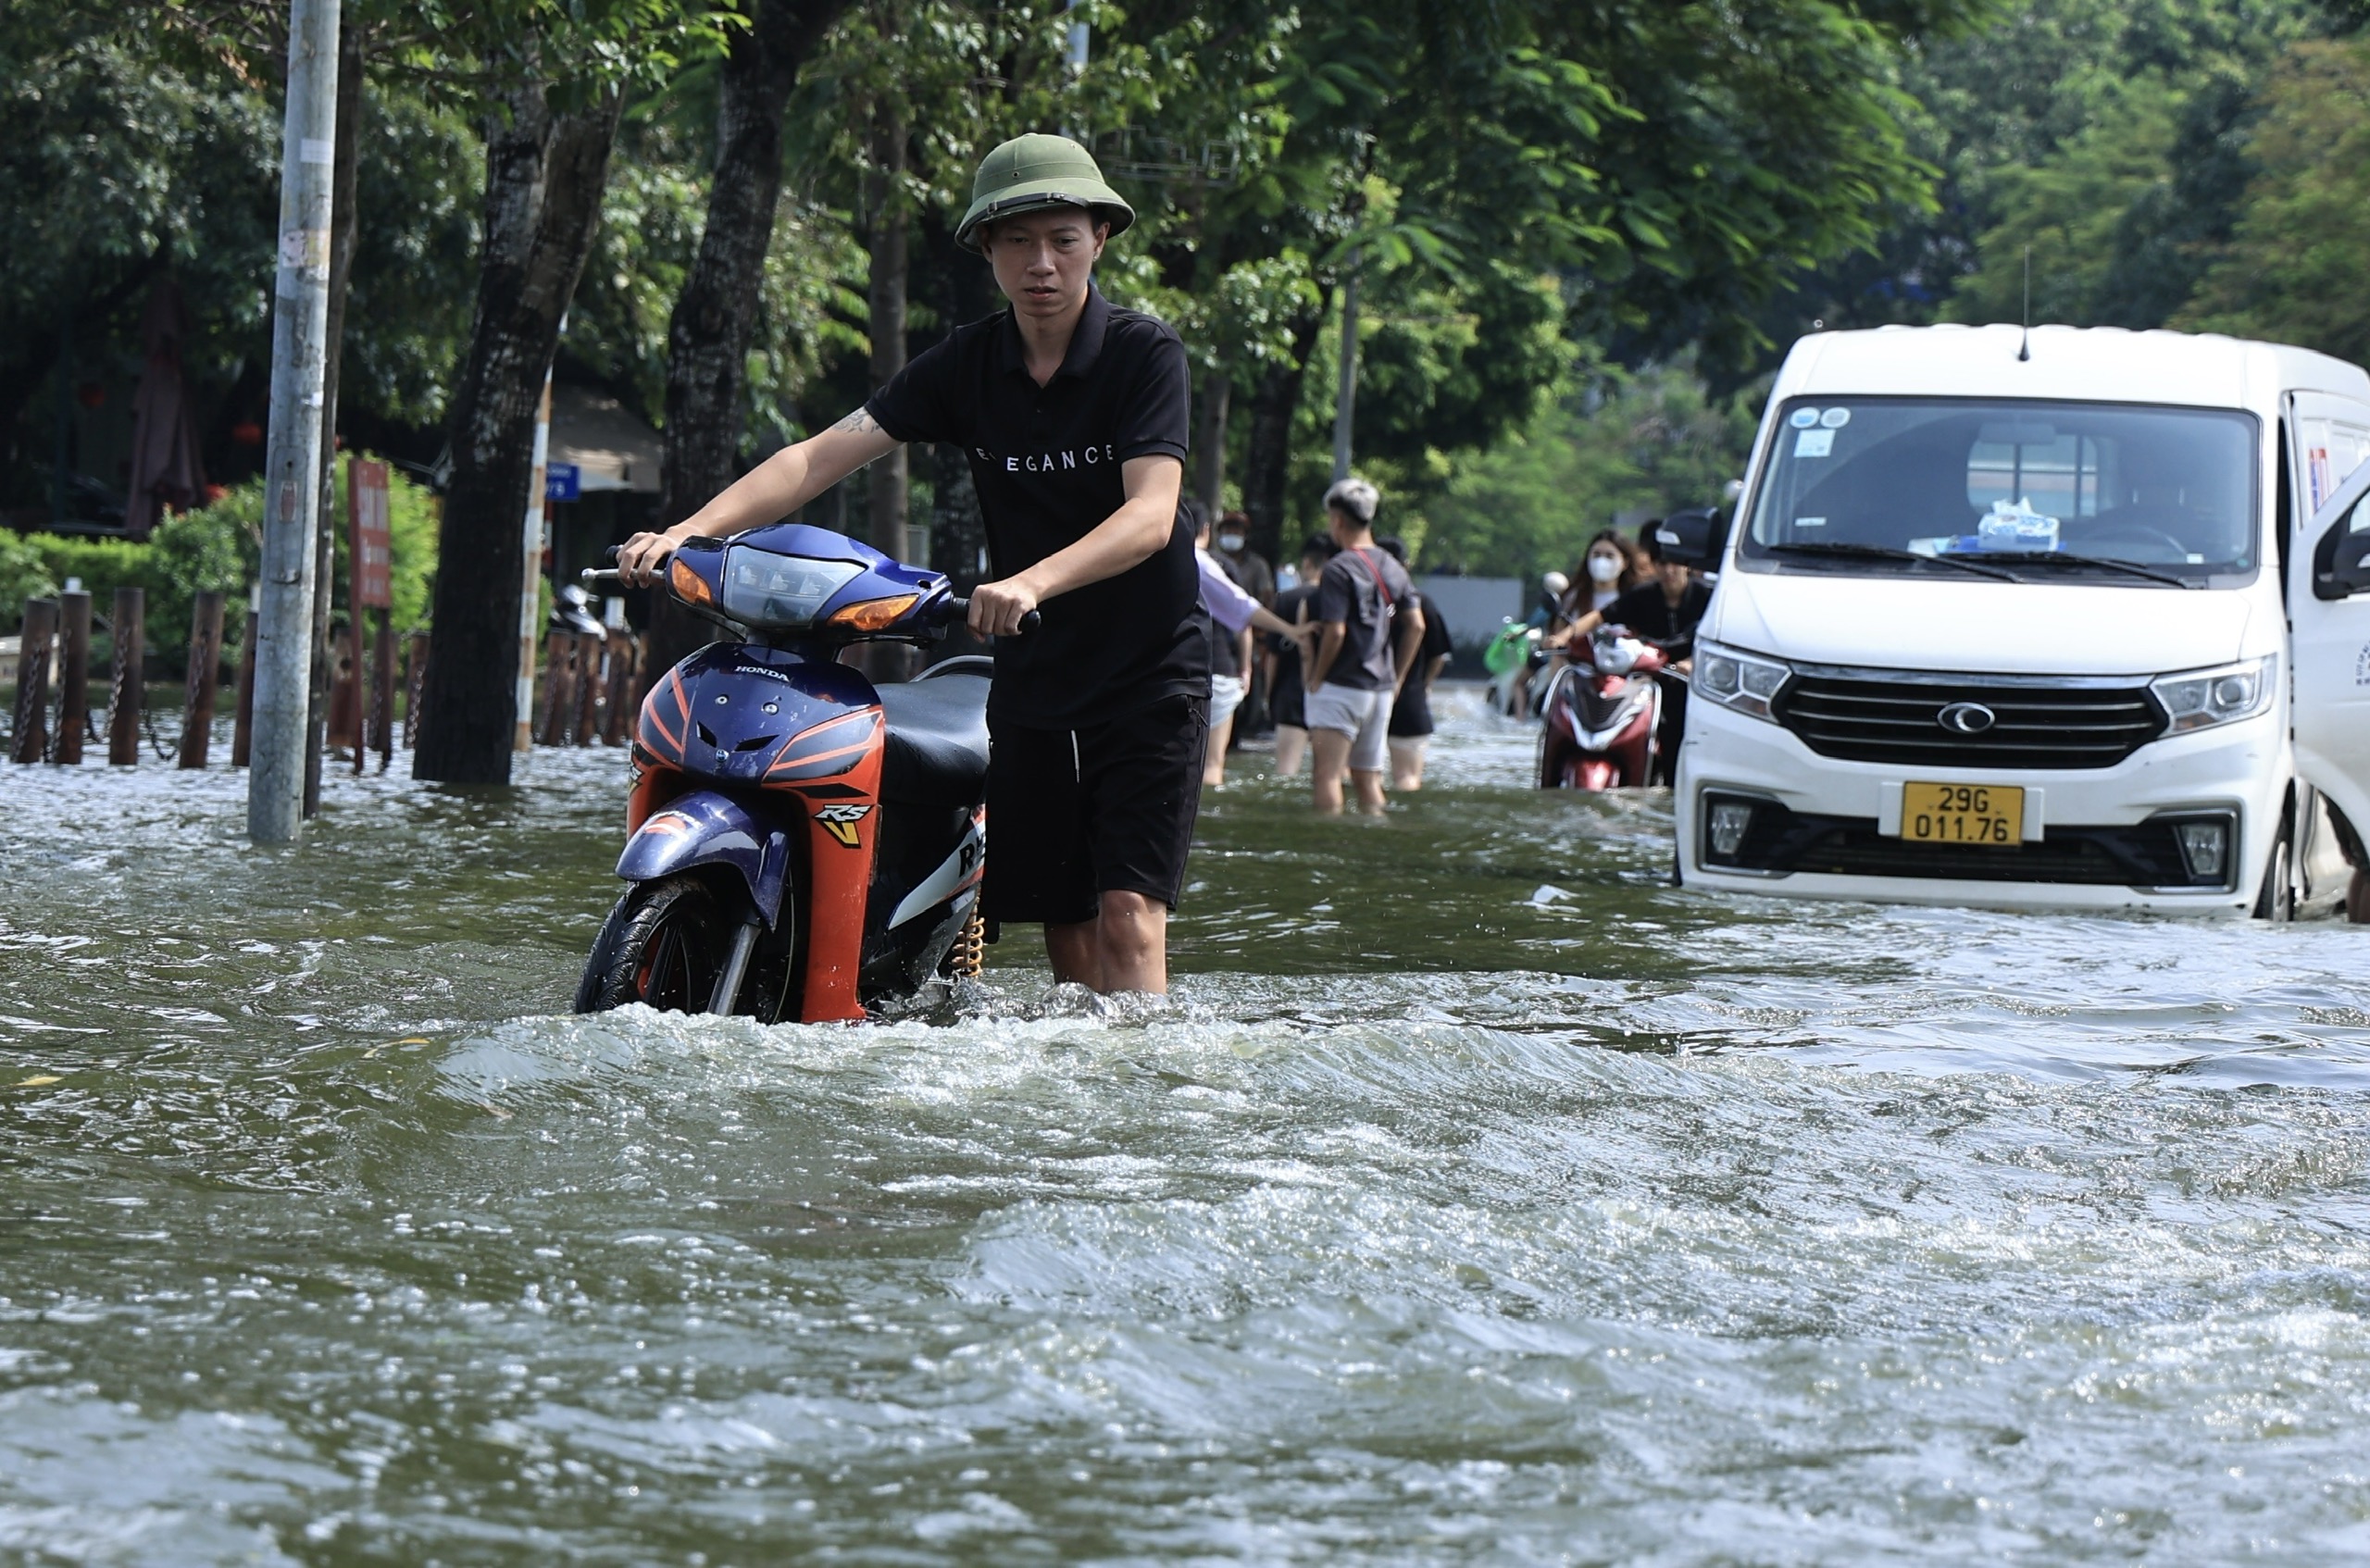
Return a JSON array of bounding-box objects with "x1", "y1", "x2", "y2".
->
[
  {"x1": 942, "y1": 595, "x2": 1041, "y2": 635},
  {"x1": 569, "y1": 576, "x2": 1038, "y2": 635}
]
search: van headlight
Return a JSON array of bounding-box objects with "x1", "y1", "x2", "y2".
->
[
  {"x1": 2150, "y1": 654, "x2": 2276, "y2": 734},
  {"x1": 1693, "y1": 641, "x2": 1791, "y2": 722}
]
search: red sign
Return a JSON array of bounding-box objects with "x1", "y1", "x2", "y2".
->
[{"x1": 348, "y1": 457, "x2": 393, "y2": 611}]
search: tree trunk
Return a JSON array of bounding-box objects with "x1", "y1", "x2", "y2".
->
[
  {"x1": 303, "y1": 23, "x2": 365, "y2": 816},
  {"x1": 856, "y1": 112, "x2": 914, "y2": 682},
  {"x1": 648, "y1": 0, "x2": 852, "y2": 679},
  {"x1": 1193, "y1": 366, "x2": 1229, "y2": 513},
  {"x1": 414, "y1": 74, "x2": 625, "y2": 784},
  {"x1": 922, "y1": 210, "x2": 994, "y2": 598},
  {"x1": 1239, "y1": 293, "x2": 1328, "y2": 566},
  {"x1": 866, "y1": 114, "x2": 909, "y2": 561}
]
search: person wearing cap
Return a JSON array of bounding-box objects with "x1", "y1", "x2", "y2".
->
[
  {"x1": 615, "y1": 133, "x2": 1203, "y2": 995},
  {"x1": 1302, "y1": 477, "x2": 1425, "y2": 815}
]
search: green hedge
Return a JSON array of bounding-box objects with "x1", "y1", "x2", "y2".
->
[
  {"x1": 0, "y1": 534, "x2": 56, "y2": 629},
  {"x1": 5, "y1": 454, "x2": 437, "y2": 670}
]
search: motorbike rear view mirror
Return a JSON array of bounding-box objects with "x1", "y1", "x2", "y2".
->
[{"x1": 1654, "y1": 507, "x2": 1727, "y2": 569}]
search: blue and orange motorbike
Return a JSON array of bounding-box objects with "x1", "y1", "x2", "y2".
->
[{"x1": 575, "y1": 523, "x2": 1029, "y2": 1024}]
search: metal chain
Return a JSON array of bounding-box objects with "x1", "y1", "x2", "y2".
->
[{"x1": 103, "y1": 643, "x2": 131, "y2": 760}]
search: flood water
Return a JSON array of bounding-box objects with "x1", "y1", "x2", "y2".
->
[{"x1": 4, "y1": 691, "x2": 2369, "y2": 1565}]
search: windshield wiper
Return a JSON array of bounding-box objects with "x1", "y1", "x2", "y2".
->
[
  {"x1": 1762, "y1": 541, "x2": 2019, "y2": 582},
  {"x1": 1971, "y1": 551, "x2": 2197, "y2": 589}
]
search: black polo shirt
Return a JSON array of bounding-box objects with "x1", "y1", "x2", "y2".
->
[{"x1": 866, "y1": 285, "x2": 1202, "y2": 728}]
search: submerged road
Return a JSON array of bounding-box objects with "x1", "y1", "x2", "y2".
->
[{"x1": 2, "y1": 692, "x2": 2367, "y2": 1563}]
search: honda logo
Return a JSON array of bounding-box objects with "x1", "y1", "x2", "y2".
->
[{"x1": 1936, "y1": 702, "x2": 1996, "y2": 735}]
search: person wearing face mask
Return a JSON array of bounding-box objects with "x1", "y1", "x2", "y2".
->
[
  {"x1": 1188, "y1": 498, "x2": 1313, "y2": 788},
  {"x1": 1566, "y1": 528, "x2": 1646, "y2": 617},
  {"x1": 1264, "y1": 533, "x2": 1335, "y2": 775},
  {"x1": 1212, "y1": 510, "x2": 1274, "y2": 606},
  {"x1": 1211, "y1": 509, "x2": 1276, "y2": 738},
  {"x1": 1545, "y1": 522, "x2": 1712, "y2": 783}
]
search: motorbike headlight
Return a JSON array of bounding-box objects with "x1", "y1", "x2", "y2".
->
[
  {"x1": 2149, "y1": 653, "x2": 2276, "y2": 734},
  {"x1": 1693, "y1": 640, "x2": 1791, "y2": 722},
  {"x1": 717, "y1": 549, "x2": 863, "y2": 629}
]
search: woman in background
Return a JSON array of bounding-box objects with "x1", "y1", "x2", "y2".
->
[{"x1": 1564, "y1": 528, "x2": 1649, "y2": 619}]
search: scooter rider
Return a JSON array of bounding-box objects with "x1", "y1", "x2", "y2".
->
[
  {"x1": 617, "y1": 133, "x2": 1201, "y2": 996},
  {"x1": 1545, "y1": 524, "x2": 1712, "y2": 782}
]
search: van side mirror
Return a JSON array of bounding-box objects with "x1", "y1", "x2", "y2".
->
[
  {"x1": 2315, "y1": 495, "x2": 2370, "y2": 600},
  {"x1": 1654, "y1": 507, "x2": 1727, "y2": 569}
]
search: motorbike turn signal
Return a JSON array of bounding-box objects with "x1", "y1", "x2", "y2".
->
[
  {"x1": 668, "y1": 555, "x2": 715, "y2": 608},
  {"x1": 827, "y1": 595, "x2": 918, "y2": 632}
]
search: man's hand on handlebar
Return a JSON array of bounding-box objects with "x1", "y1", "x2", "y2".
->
[
  {"x1": 616, "y1": 529, "x2": 685, "y2": 588},
  {"x1": 967, "y1": 577, "x2": 1040, "y2": 638}
]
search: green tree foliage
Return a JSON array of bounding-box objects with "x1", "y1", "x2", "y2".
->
[
  {"x1": 568, "y1": 77, "x2": 867, "y2": 442},
  {"x1": 1414, "y1": 364, "x2": 1756, "y2": 578},
  {"x1": 0, "y1": 8, "x2": 276, "y2": 497},
  {"x1": 2177, "y1": 39, "x2": 2370, "y2": 363},
  {"x1": 0, "y1": 535, "x2": 58, "y2": 631},
  {"x1": 1760, "y1": 0, "x2": 2324, "y2": 355},
  {"x1": 342, "y1": 91, "x2": 485, "y2": 429}
]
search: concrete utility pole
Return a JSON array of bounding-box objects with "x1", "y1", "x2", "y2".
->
[
  {"x1": 1331, "y1": 252, "x2": 1361, "y2": 484},
  {"x1": 248, "y1": 0, "x2": 340, "y2": 843}
]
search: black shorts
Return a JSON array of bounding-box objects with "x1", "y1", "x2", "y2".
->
[{"x1": 983, "y1": 694, "x2": 1208, "y2": 925}]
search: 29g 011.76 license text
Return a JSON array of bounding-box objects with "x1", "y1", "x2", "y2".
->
[{"x1": 1901, "y1": 782, "x2": 2025, "y2": 846}]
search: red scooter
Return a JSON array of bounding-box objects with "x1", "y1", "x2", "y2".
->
[{"x1": 1536, "y1": 627, "x2": 1668, "y2": 790}]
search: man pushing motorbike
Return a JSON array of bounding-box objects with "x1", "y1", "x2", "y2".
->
[{"x1": 617, "y1": 134, "x2": 1202, "y2": 996}]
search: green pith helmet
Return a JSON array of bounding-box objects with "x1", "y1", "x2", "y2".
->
[{"x1": 954, "y1": 133, "x2": 1134, "y2": 252}]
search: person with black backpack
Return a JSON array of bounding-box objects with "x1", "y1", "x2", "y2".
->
[{"x1": 1302, "y1": 477, "x2": 1426, "y2": 815}]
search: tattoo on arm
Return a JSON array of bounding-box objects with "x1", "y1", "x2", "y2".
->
[{"x1": 831, "y1": 408, "x2": 882, "y2": 435}]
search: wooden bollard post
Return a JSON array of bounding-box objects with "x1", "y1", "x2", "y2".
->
[
  {"x1": 11, "y1": 597, "x2": 56, "y2": 764},
  {"x1": 573, "y1": 630, "x2": 605, "y2": 744},
  {"x1": 107, "y1": 588, "x2": 143, "y2": 765},
  {"x1": 368, "y1": 609, "x2": 394, "y2": 770},
  {"x1": 231, "y1": 586, "x2": 258, "y2": 767},
  {"x1": 403, "y1": 630, "x2": 429, "y2": 747},
  {"x1": 55, "y1": 589, "x2": 91, "y2": 765},
  {"x1": 536, "y1": 629, "x2": 577, "y2": 747},
  {"x1": 178, "y1": 590, "x2": 226, "y2": 769},
  {"x1": 351, "y1": 614, "x2": 368, "y2": 777},
  {"x1": 627, "y1": 631, "x2": 653, "y2": 730},
  {"x1": 601, "y1": 628, "x2": 637, "y2": 745},
  {"x1": 326, "y1": 625, "x2": 359, "y2": 753}
]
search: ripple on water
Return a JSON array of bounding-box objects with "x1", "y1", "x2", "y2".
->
[{"x1": 3, "y1": 695, "x2": 2370, "y2": 1563}]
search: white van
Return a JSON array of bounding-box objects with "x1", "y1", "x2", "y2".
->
[{"x1": 1671, "y1": 324, "x2": 2370, "y2": 918}]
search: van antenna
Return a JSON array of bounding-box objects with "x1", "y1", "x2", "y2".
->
[{"x1": 2018, "y1": 246, "x2": 2031, "y2": 363}]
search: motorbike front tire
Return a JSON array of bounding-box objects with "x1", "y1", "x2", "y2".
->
[{"x1": 576, "y1": 874, "x2": 732, "y2": 1014}]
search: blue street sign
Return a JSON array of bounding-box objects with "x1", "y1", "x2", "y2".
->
[{"x1": 545, "y1": 463, "x2": 580, "y2": 503}]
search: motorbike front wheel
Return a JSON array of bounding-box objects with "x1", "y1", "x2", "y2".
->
[{"x1": 576, "y1": 875, "x2": 732, "y2": 1014}]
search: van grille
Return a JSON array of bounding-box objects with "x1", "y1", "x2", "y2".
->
[{"x1": 1774, "y1": 672, "x2": 2165, "y2": 770}]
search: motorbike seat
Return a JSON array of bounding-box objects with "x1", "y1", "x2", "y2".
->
[{"x1": 875, "y1": 673, "x2": 991, "y2": 804}]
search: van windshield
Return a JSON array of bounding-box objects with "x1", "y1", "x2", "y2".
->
[{"x1": 1740, "y1": 398, "x2": 2260, "y2": 584}]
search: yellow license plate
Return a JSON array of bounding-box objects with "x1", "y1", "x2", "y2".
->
[{"x1": 1901, "y1": 782, "x2": 2025, "y2": 846}]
